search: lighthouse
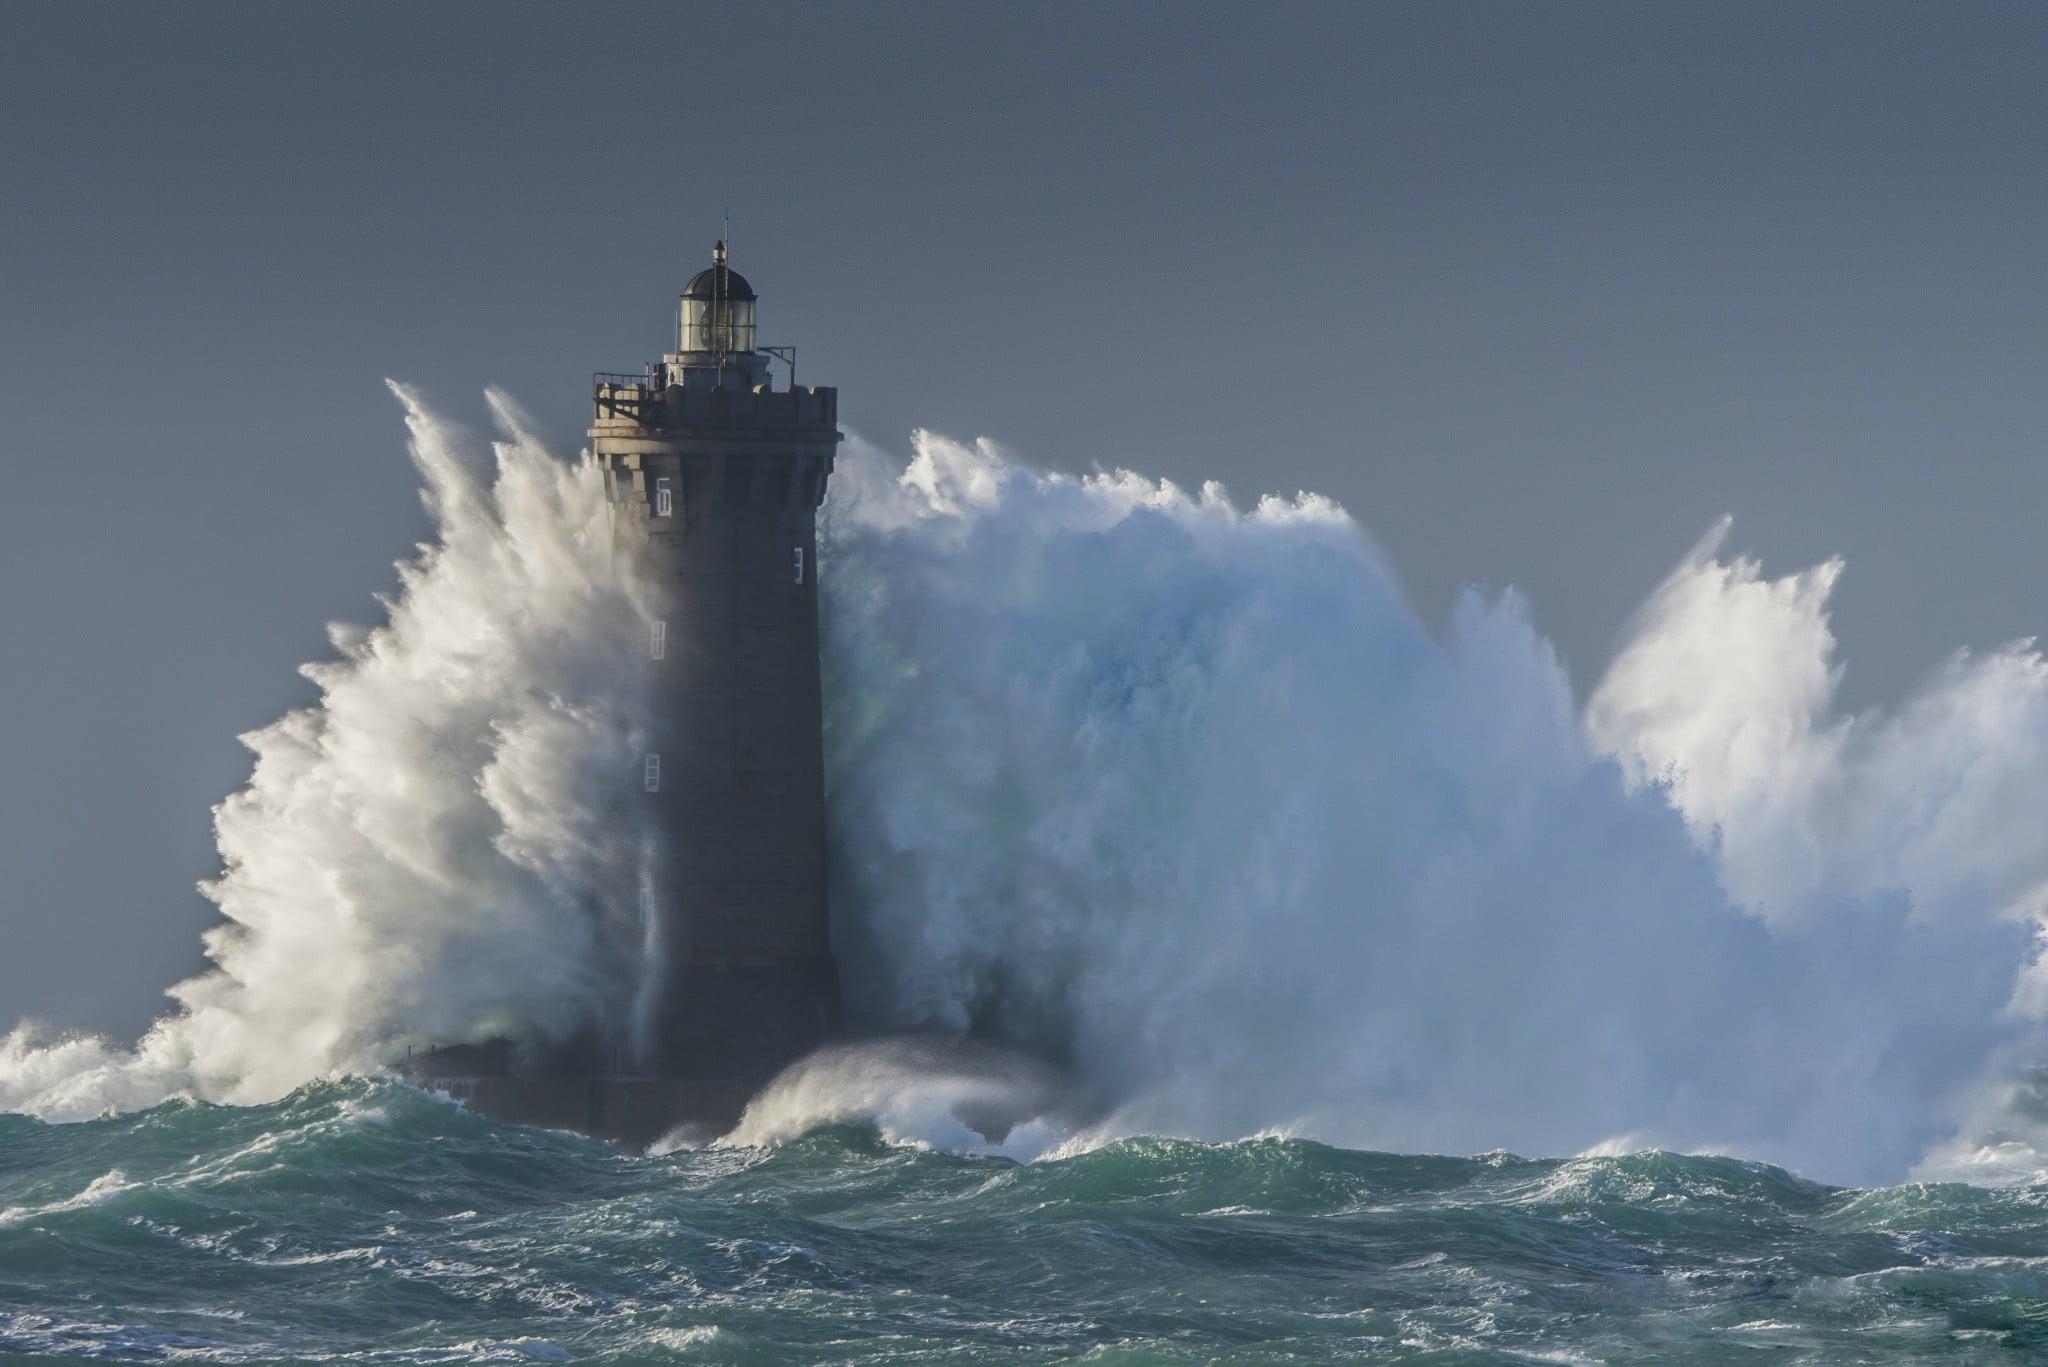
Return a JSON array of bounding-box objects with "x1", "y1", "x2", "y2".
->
[
  {"x1": 591, "y1": 242, "x2": 842, "y2": 1125},
  {"x1": 411, "y1": 244, "x2": 842, "y2": 1145}
]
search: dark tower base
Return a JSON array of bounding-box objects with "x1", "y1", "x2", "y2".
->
[{"x1": 403, "y1": 1005, "x2": 829, "y2": 1150}]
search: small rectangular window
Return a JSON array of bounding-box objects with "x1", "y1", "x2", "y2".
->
[
  {"x1": 643, "y1": 753, "x2": 661, "y2": 792},
  {"x1": 654, "y1": 478, "x2": 672, "y2": 517},
  {"x1": 650, "y1": 620, "x2": 666, "y2": 660},
  {"x1": 793, "y1": 546, "x2": 805, "y2": 585}
]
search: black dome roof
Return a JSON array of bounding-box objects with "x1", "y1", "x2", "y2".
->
[{"x1": 682, "y1": 265, "x2": 756, "y2": 302}]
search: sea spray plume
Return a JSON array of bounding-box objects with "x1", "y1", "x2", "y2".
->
[
  {"x1": 0, "y1": 387, "x2": 651, "y2": 1117},
  {"x1": 1588, "y1": 517, "x2": 2048, "y2": 931},
  {"x1": 821, "y1": 432, "x2": 2048, "y2": 1183}
]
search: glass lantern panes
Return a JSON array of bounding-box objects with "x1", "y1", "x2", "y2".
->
[{"x1": 679, "y1": 297, "x2": 756, "y2": 353}]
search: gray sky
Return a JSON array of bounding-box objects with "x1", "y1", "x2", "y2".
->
[{"x1": 3, "y1": 2, "x2": 2045, "y2": 1039}]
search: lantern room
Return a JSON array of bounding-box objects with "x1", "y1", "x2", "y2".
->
[{"x1": 677, "y1": 240, "x2": 757, "y2": 354}]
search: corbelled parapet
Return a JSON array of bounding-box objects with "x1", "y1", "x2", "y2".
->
[
  {"x1": 593, "y1": 376, "x2": 838, "y2": 434},
  {"x1": 594, "y1": 379, "x2": 837, "y2": 518}
]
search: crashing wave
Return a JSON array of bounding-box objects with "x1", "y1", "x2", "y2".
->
[{"x1": 6, "y1": 400, "x2": 2048, "y2": 1185}]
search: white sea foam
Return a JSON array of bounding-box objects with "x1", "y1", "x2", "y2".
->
[
  {"x1": 0, "y1": 1168, "x2": 133, "y2": 1228},
  {"x1": 6, "y1": 397, "x2": 2048, "y2": 1185}
]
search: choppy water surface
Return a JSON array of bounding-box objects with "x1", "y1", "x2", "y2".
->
[{"x1": 4, "y1": 1082, "x2": 2047, "y2": 1363}]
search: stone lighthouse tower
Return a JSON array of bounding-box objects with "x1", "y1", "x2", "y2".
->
[
  {"x1": 409, "y1": 244, "x2": 841, "y2": 1145},
  {"x1": 589, "y1": 242, "x2": 842, "y2": 1131}
]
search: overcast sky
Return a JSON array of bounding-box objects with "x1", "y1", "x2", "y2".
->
[{"x1": 4, "y1": 2, "x2": 2045, "y2": 1039}]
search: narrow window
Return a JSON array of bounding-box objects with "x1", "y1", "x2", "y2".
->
[
  {"x1": 649, "y1": 619, "x2": 666, "y2": 660},
  {"x1": 643, "y1": 753, "x2": 661, "y2": 792},
  {"x1": 793, "y1": 546, "x2": 805, "y2": 585},
  {"x1": 654, "y1": 478, "x2": 672, "y2": 517}
]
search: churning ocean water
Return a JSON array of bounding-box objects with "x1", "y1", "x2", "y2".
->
[{"x1": 5, "y1": 1079, "x2": 2048, "y2": 1364}]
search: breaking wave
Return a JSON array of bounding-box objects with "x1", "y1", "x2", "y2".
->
[
  {"x1": 822, "y1": 432, "x2": 2048, "y2": 1185},
  {"x1": 706, "y1": 1036, "x2": 1080, "y2": 1159},
  {"x1": 0, "y1": 387, "x2": 651, "y2": 1120},
  {"x1": 5, "y1": 393, "x2": 2048, "y2": 1186}
]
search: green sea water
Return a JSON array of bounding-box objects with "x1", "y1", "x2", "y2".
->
[{"x1": 3, "y1": 1079, "x2": 2046, "y2": 1363}]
